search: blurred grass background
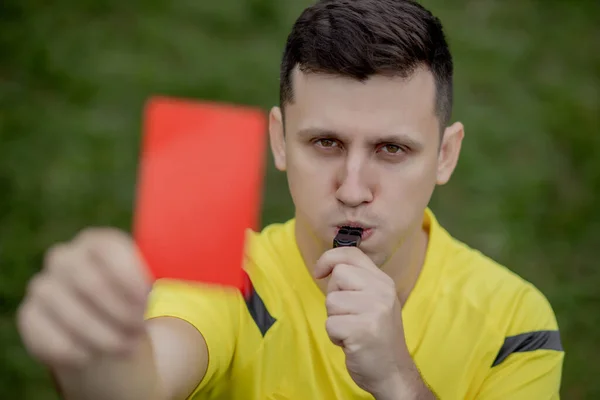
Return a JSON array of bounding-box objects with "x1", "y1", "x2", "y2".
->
[{"x1": 1, "y1": 0, "x2": 598, "y2": 398}]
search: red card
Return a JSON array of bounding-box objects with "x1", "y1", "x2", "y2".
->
[{"x1": 133, "y1": 96, "x2": 267, "y2": 292}]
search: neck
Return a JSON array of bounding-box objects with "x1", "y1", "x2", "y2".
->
[
  {"x1": 381, "y1": 225, "x2": 429, "y2": 305},
  {"x1": 294, "y1": 217, "x2": 429, "y2": 305}
]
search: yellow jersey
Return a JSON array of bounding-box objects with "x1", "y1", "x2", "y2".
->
[{"x1": 145, "y1": 209, "x2": 564, "y2": 399}]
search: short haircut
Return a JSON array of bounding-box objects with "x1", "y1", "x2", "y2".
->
[{"x1": 279, "y1": 0, "x2": 454, "y2": 129}]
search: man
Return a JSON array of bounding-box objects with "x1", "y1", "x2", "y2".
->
[{"x1": 16, "y1": 0, "x2": 564, "y2": 399}]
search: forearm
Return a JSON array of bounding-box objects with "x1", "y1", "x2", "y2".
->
[{"x1": 52, "y1": 332, "x2": 165, "y2": 400}]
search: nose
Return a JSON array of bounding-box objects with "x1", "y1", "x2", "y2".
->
[{"x1": 335, "y1": 154, "x2": 374, "y2": 208}]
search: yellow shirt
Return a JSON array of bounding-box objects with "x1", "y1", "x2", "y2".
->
[{"x1": 145, "y1": 209, "x2": 564, "y2": 399}]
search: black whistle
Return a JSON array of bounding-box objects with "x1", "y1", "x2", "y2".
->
[{"x1": 333, "y1": 226, "x2": 363, "y2": 248}]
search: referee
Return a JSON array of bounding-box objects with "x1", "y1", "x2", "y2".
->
[{"x1": 17, "y1": 1, "x2": 564, "y2": 399}]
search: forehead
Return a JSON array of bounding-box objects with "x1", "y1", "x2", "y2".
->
[{"x1": 285, "y1": 67, "x2": 439, "y2": 137}]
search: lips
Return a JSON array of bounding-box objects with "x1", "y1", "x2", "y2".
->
[
  {"x1": 335, "y1": 224, "x2": 374, "y2": 240},
  {"x1": 336, "y1": 221, "x2": 372, "y2": 229}
]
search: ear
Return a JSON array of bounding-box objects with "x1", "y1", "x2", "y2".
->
[
  {"x1": 269, "y1": 106, "x2": 287, "y2": 171},
  {"x1": 436, "y1": 121, "x2": 464, "y2": 185}
]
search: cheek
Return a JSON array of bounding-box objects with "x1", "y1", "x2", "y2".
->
[
  {"x1": 377, "y1": 158, "x2": 437, "y2": 221},
  {"x1": 286, "y1": 148, "x2": 334, "y2": 206},
  {"x1": 393, "y1": 166, "x2": 436, "y2": 200}
]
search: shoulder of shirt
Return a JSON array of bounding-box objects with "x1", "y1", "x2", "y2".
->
[
  {"x1": 243, "y1": 220, "x2": 293, "y2": 267},
  {"x1": 239, "y1": 219, "x2": 301, "y2": 295},
  {"x1": 434, "y1": 221, "x2": 559, "y2": 338}
]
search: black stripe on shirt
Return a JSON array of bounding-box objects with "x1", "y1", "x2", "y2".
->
[
  {"x1": 243, "y1": 273, "x2": 276, "y2": 336},
  {"x1": 492, "y1": 330, "x2": 563, "y2": 367}
]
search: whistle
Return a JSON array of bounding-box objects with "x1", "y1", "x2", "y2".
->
[{"x1": 333, "y1": 226, "x2": 363, "y2": 248}]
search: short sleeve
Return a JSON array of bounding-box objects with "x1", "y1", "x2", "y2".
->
[
  {"x1": 476, "y1": 284, "x2": 564, "y2": 399},
  {"x1": 144, "y1": 278, "x2": 243, "y2": 395}
]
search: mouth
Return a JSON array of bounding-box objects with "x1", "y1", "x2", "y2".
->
[{"x1": 335, "y1": 224, "x2": 374, "y2": 240}]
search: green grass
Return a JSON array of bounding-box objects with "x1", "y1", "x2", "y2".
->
[{"x1": 1, "y1": 0, "x2": 598, "y2": 398}]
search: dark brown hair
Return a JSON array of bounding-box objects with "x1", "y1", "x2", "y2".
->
[{"x1": 279, "y1": 0, "x2": 453, "y2": 129}]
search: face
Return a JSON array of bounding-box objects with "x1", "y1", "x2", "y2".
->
[{"x1": 270, "y1": 67, "x2": 464, "y2": 267}]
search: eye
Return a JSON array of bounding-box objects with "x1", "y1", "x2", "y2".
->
[
  {"x1": 314, "y1": 138, "x2": 340, "y2": 149},
  {"x1": 378, "y1": 144, "x2": 404, "y2": 154}
]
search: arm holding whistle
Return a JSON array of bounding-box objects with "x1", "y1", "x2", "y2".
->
[{"x1": 314, "y1": 232, "x2": 437, "y2": 400}]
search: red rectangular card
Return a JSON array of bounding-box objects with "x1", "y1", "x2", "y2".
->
[{"x1": 133, "y1": 96, "x2": 267, "y2": 292}]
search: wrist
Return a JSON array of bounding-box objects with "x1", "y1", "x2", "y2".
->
[{"x1": 372, "y1": 365, "x2": 437, "y2": 400}]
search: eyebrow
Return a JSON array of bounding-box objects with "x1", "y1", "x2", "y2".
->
[{"x1": 296, "y1": 127, "x2": 424, "y2": 150}]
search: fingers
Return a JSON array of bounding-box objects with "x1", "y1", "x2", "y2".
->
[
  {"x1": 74, "y1": 228, "x2": 151, "y2": 305},
  {"x1": 326, "y1": 264, "x2": 369, "y2": 292},
  {"x1": 314, "y1": 246, "x2": 377, "y2": 279},
  {"x1": 325, "y1": 315, "x2": 358, "y2": 347},
  {"x1": 69, "y1": 259, "x2": 146, "y2": 334},
  {"x1": 46, "y1": 243, "x2": 146, "y2": 334},
  {"x1": 17, "y1": 227, "x2": 151, "y2": 370},
  {"x1": 326, "y1": 290, "x2": 373, "y2": 316},
  {"x1": 28, "y1": 274, "x2": 132, "y2": 356},
  {"x1": 18, "y1": 298, "x2": 91, "y2": 368},
  {"x1": 325, "y1": 298, "x2": 396, "y2": 351}
]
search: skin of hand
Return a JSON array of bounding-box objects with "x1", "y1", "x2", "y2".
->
[{"x1": 314, "y1": 246, "x2": 436, "y2": 400}]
